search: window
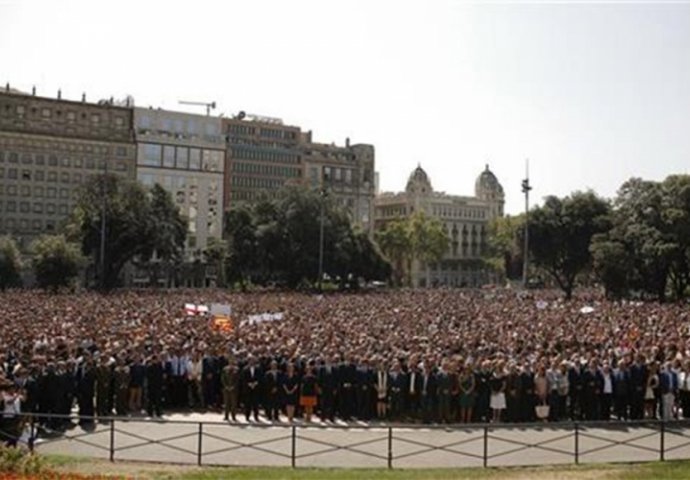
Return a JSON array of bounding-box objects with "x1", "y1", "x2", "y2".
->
[
  {"x1": 46, "y1": 203, "x2": 56, "y2": 214},
  {"x1": 20, "y1": 202, "x2": 29, "y2": 213},
  {"x1": 174, "y1": 119, "x2": 184, "y2": 133},
  {"x1": 189, "y1": 148, "x2": 201, "y2": 170},
  {"x1": 60, "y1": 188, "x2": 69, "y2": 199},
  {"x1": 67, "y1": 111, "x2": 76, "y2": 122},
  {"x1": 8, "y1": 168, "x2": 17, "y2": 179},
  {"x1": 116, "y1": 146, "x2": 127, "y2": 157},
  {"x1": 61, "y1": 157, "x2": 70, "y2": 167},
  {"x1": 138, "y1": 115, "x2": 150, "y2": 129},
  {"x1": 91, "y1": 114, "x2": 100, "y2": 124},
  {"x1": 114, "y1": 117, "x2": 124, "y2": 127},
  {"x1": 20, "y1": 185, "x2": 30, "y2": 197},
  {"x1": 35, "y1": 186, "x2": 44, "y2": 197},
  {"x1": 74, "y1": 158, "x2": 83, "y2": 168},
  {"x1": 85, "y1": 158, "x2": 95, "y2": 169},
  {"x1": 61, "y1": 173, "x2": 70, "y2": 183},
  {"x1": 22, "y1": 154, "x2": 32, "y2": 165},
  {"x1": 41, "y1": 108, "x2": 51, "y2": 118},
  {"x1": 48, "y1": 155, "x2": 58, "y2": 166},
  {"x1": 16, "y1": 105, "x2": 25, "y2": 115},
  {"x1": 176, "y1": 147, "x2": 189, "y2": 169},
  {"x1": 6, "y1": 201, "x2": 16, "y2": 212},
  {"x1": 140, "y1": 144, "x2": 162, "y2": 167},
  {"x1": 163, "y1": 145, "x2": 175, "y2": 168},
  {"x1": 9, "y1": 153, "x2": 18, "y2": 163},
  {"x1": 73, "y1": 173, "x2": 82, "y2": 183},
  {"x1": 33, "y1": 203, "x2": 43, "y2": 213},
  {"x1": 187, "y1": 119, "x2": 198, "y2": 135},
  {"x1": 47, "y1": 187, "x2": 57, "y2": 198},
  {"x1": 58, "y1": 204, "x2": 68, "y2": 215}
]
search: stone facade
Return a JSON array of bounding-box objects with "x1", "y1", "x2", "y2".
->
[
  {"x1": 0, "y1": 89, "x2": 136, "y2": 248},
  {"x1": 222, "y1": 115, "x2": 376, "y2": 233},
  {"x1": 375, "y1": 165, "x2": 505, "y2": 287}
]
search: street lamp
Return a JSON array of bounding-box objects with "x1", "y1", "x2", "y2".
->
[
  {"x1": 521, "y1": 159, "x2": 532, "y2": 288},
  {"x1": 317, "y1": 174, "x2": 330, "y2": 292},
  {"x1": 99, "y1": 160, "x2": 109, "y2": 290}
]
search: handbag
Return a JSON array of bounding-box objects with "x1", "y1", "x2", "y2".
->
[{"x1": 535, "y1": 403, "x2": 550, "y2": 419}]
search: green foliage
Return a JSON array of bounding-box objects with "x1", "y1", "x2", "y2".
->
[
  {"x1": 30, "y1": 234, "x2": 85, "y2": 292},
  {"x1": 375, "y1": 211, "x2": 449, "y2": 286},
  {"x1": 0, "y1": 446, "x2": 45, "y2": 474},
  {"x1": 69, "y1": 174, "x2": 187, "y2": 289},
  {"x1": 592, "y1": 175, "x2": 690, "y2": 301},
  {"x1": 528, "y1": 191, "x2": 611, "y2": 299},
  {"x1": 0, "y1": 235, "x2": 22, "y2": 290},
  {"x1": 484, "y1": 215, "x2": 525, "y2": 281},
  {"x1": 223, "y1": 187, "x2": 390, "y2": 289}
]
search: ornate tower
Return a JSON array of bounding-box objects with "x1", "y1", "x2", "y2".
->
[{"x1": 475, "y1": 164, "x2": 505, "y2": 219}]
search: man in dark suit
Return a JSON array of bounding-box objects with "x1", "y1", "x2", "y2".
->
[
  {"x1": 581, "y1": 360, "x2": 604, "y2": 420},
  {"x1": 388, "y1": 362, "x2": 406, "y2": 421},
  {"x1": 405, "y1": 362, "x2": 422, "y2": 420},
  {"x1": 263, "y1": 360, "x2": 281, "y2": 421},
  {"x1": 241, "y1": 355, "x2": 262, "y2": 422},
  {"x1": 436, "y1": 360, "x2": 453, "y2": 423},
  {"x1": 419, "y1": 361, "x2": 437, "y2": 423},
  {"x1": 356, "y1": 358, "x2": 375, "y2": 421},
  {"x1": 568, "y1": 362, "x2": 583, "y2": 421},
  {"x1": 337, "y1": 356, "x2": 357, "y2": 420},
  {"x1": 318, "y1": 357, "x2": 338, "y2": 422},
  {"x1": 146, "y1": 354, "x2": 165, "y2": 418},
  {"x1": 629, "y1": 354, "x2": 648, "y2": 420},
  {"x1": 613, "y1": 360, "x2": 631, "y2": 420}
]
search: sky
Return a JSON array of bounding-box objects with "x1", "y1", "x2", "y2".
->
[{"x1": 1, "y1": 0, "x2": 689, "y2": 214}]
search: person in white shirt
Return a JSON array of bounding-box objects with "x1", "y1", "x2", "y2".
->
[
  {"x1": 1, "y1": 385, "x2": 23, "y2": 447},
  {"x1": 187, "y1": 352, "x2": 204, "y2": 409}
]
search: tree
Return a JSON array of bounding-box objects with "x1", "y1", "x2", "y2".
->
[
  {"x1": 224, "y1": 205, "x2": 257, "y2": 289},
  {"x1": 375, "y1": 218, "x2": 412, "y2": 286},
  {"x1": 225, "y1": 186, "x2": 390, "y2": 289},
  {"x1": 375, "y1": 212, "x2": 449, "y2": 287},
  {"x1": 593, "y1": 176, "x2": 690, "y2": 301},
  {"x1": 408, "y1": 212, "x2": 449, "y2": 287},
  {"x1": 0, "y1": 236, "x2": 22, "y2": 290},
  {"x1": 529, "y1": 191, "x2": 611, "y2": 299},
  {"x1": 483, "y1": 215, "x2": 525, "y2": 282},
  {"x1": 30, "y1": 234, "x2": 84, "y2": 292},
  {"x1": 203, "y1": 238, "x2": 229, "y2": 288},
  {"x1": 69, "y1": 174, "x2": 187, "y2": 289}
]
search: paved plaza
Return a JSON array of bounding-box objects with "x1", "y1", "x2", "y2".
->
[{"x1": 32, "y1": 412, "x2": 690, "y2": 469}]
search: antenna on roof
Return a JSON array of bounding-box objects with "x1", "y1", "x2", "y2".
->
[{"x1": 178, "y1": 100, "x2": 217, "y2": 116}]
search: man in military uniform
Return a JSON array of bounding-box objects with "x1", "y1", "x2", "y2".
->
[
  {"x1": 95, "y1": 356, "x2": 113, "y2": 419},
  {"x1": 222, "y1": 361, "x2": 240, "y2": 421}
]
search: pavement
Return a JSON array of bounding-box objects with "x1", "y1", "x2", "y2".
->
[{"x1": 33, "y1": 412, "x2": 690, "y2": 469}]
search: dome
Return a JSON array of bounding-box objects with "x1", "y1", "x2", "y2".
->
[
  {"x1": 475, "y1": 164, "x2": 504, "y2": 197},
  {"x1": 406, "y1": 164, "x2": 433, "y2": 194}
]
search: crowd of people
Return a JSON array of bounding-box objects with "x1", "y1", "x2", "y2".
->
[{"x1": 1, "y1": 288, "x2": 690, "y2": 438}]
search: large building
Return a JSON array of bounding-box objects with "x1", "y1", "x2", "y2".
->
[
  {"x1": 133, "y1": 107, "x2": 224, "y2": 254},
  {"x1": 222, "y1": 115, "x2": 302, "y2": 208},
  {"x1": 302, "y1": 137, "x2": 376, "y2": 232},
  {"x1": 223, "y1": 114, "x2": 376, "y2": 232},
  {"x1": 374, "y1": 164, "x2": 505, "y2": 287},
  {"x1": 0, "y1": 87, "x2": 136, "y2": 247}
]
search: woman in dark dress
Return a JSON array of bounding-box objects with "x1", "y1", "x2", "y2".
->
[
  {"x1": 281, "y1": 363, "x2": 300, "y2": 423},
  {"x1": 300, "y1": 363, "x2": 318, "y2": 422}
]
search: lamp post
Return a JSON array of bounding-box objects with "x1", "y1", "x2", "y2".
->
[
  {"x1": 99, "y1": 160, "x2": 108, "y2": 290},
  {"x1": 521, "y1": 159, "x2": 532, "y2": 288},
  {"x1": 317, "y1": 185, "x2": 328, "y2": 292}
]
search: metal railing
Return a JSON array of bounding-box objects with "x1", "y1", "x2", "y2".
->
[{"x1": 6, "y1": 413, "x2": 690, "y2": 469}]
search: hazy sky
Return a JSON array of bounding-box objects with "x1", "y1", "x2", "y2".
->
[{"x1": 1, "y1": 0, "x2": 689, "y2": 214}]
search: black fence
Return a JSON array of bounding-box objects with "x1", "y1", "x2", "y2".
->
[{"x1": 5, "y1": 413, "x2": 690, "y2": 469}]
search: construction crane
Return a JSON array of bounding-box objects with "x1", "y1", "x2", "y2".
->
[{"x1": 178, "y1": 100, "x2": 216, "y2": 116}]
